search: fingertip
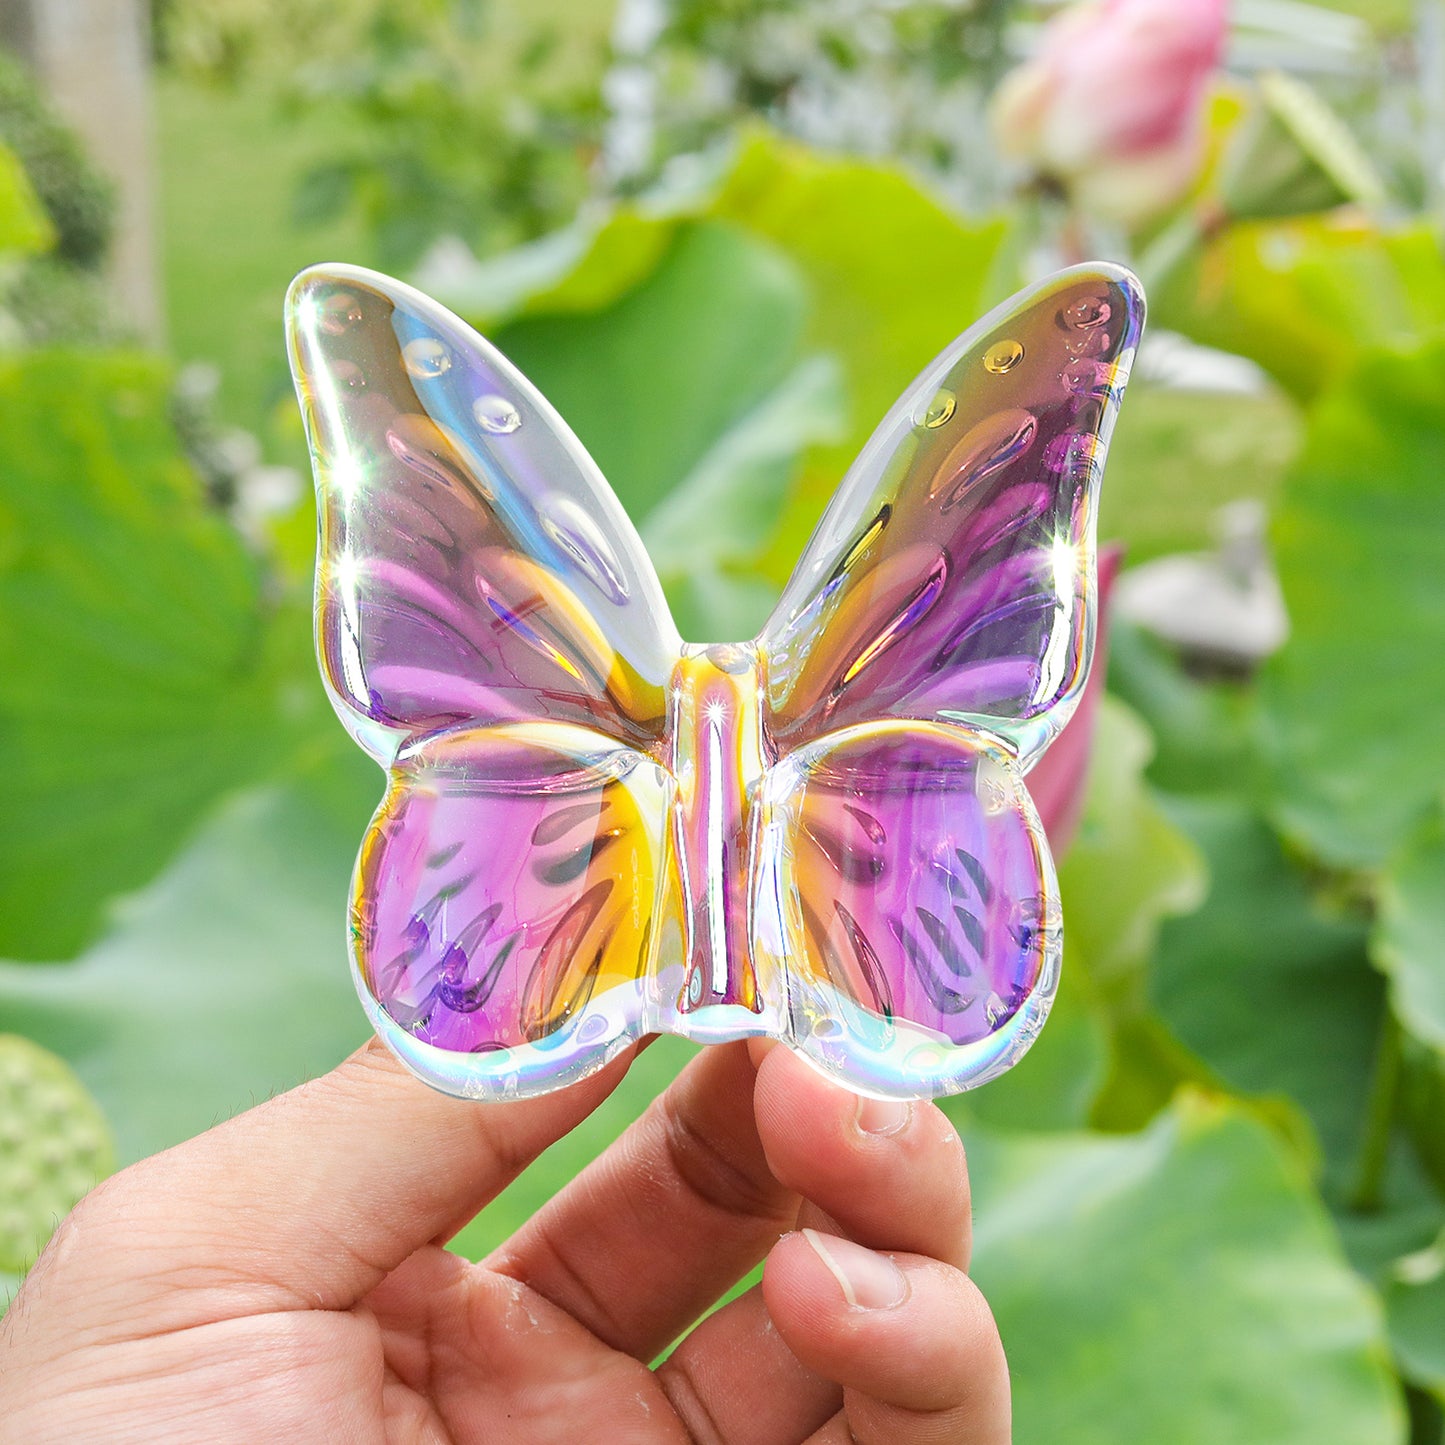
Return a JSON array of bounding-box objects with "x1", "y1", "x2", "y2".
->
[
  {"x1": 800, "y1": 1228, "x2": 910, "y2": 1312},
  {"x1": 763, "y1": 1232, "x2": 1009, "y2": 1421},
  {"x1": 322, "y1": 1029, "x2": 638, "y2": 1162},
  {"x1": 854, "y1": 1092, "x2": 914, "y2": 1138},
  {"x1": 751, "y1": 1051, "x2": 970, "y2": 1253},
  {"x1": 746, "y1": 1036, "x2": 780, "y2": 1071},
  {"x1": 754, "y1": 1048, "x2": 858, "y2": 1155},
  {"x1": 763, "y1": 1229, "x2": 908, "y2": 1338}
]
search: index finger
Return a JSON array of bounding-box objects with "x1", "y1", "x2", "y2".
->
[{"x1": 42, "y1": 1039, "x2": 635, "y2": 1326}]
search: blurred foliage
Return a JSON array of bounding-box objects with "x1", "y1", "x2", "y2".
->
[
  {"x1": 281, "y1": 4, "x2": 607, "y2": 268},
  {"x1": 1218, "y1": 69, "x2": 1386, "y2": 224},
  {"x1": 156, "y1": 0, "x2": 1020, "y2": 270},
  {"x1": 612, "y1": 0, "x2": 1015, "y2": 205},
  {"x1": 155, "y1": 72, "x2": 374, "y2": 447},
  {"x1": 3, "y1": 257, "x2": 133, "y2": 349},
  {"x1": 0, "y1": 772, "x2": 370, "y2": 1165},
  {"x1": 154, "y1": 0, "x2": 372, "y2": 78},
  {"x1": 1262, "y1": 339, "x2": 1445, "y2": 869},
  {"x1": 4, "y1": 1, "x2": 1445, "y2": 1437},
  {"x1": 1152, "y1": 797, "x2": 1381, "y2": 1193},
  {"x1": 1150, "y1": 219, "x2": 1445, "y2": 404},
  {"x1": 1376, "y1": 807, "x2": 1445, "y2": 1058},
  {"x1": 1098, "y1": 386, "x2": 1299, "y2": 566},
  {"x1": 499, "y1": 218, "x2": 810, "y2": 524},
  {"x1": 158, "y1": 0, "x2": 613, "y2": 268},
  {"x1": 0, "y1": 53, "x2": 112, "y2": 269},
  {"x1": 968, "y1": 1096, "x2": 1403, "y2": 1443},
  {"x1": 0, "y1": 51, "x2": 123, "y2": 348},
  {"x1": 0, "y1": 353, "x2": 290, "y2": 959},
  {"x1": 0, "y1": 139, "x2": 52, "y2": 258},
  {"x1": 710, "y1": 134, "x2": 1017, "y2": 516}
]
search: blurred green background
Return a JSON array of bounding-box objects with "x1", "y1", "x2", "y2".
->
[{"x1": 1, "y1": 0, "x2": 1444, "y2": 1438}]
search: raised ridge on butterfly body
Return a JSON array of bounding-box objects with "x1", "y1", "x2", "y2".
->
[{"x1": 287, "y1": 258, "x2": 1144, "y2": 1100}]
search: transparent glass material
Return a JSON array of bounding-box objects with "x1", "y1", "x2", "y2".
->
[{"x1": 286, "y1": 261, "x2": 1144, "y2": 1100}]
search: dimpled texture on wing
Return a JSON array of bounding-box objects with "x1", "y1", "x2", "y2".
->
[
  {"x1": 289, "y1": 264, "x2": 680, "y2": 762},
  {"x1": 759, "y1": 266, "x2": 1144, "y2": 768}
]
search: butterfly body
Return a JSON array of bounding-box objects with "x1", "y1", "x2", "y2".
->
[
  {"x1": 668, "y1": 642, "x2": 770, "y2": 1019},
  {"x1": 289, "y1": 258, "x2": 1144, "y2": 1100}
]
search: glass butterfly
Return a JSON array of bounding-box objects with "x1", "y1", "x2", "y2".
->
[{"x1": 286, "y1": 260, "x2": 1144, "y2": 1101}]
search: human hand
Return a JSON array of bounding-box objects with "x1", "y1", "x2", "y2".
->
[{"x1": 0, "y1": 1038, "x2": 1010, "y2": 1442}]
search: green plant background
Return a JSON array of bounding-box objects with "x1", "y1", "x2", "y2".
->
[{"x1": 3, "y1": 5, "x2": 1445, "y2": 1439}]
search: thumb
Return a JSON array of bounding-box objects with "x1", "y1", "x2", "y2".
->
[{"x1": 54, "y1": 1038, "x2": 634, "y2": 1322}]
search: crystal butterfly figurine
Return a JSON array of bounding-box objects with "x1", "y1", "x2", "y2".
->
[{"x1": 286, "y1": 261, "x2": 1144, "y2": 1101}]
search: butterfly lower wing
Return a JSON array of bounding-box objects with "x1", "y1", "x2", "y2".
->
[
  {"x1": 758, "y1": 265, "x2": 1143, "y2": 768},
  {"x1": 356, "y1": 722, "x2": 680, "y2": 1096},
  {"x1": 287, "y1": 264, "x2": 681, "y2": 764},
  {"x1": 754, "y1": 722, "x2": 1058, "y2": 1099}
]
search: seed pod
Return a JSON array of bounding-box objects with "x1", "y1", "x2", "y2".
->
[{"x1": 0, "y1": 1034, "x2": 116, "y2": 1273}]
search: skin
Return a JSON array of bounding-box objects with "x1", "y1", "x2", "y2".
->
[{"x1": 0, "y1": 1037, "x2": 1011, "y2": 1443}]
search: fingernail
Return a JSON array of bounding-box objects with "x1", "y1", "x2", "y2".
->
[
  {"x1": 802, "y1": 1229, "x2": 910, "y2": 1311},
  {"x1": 855, "y1": 1094, "x2": 912, "y2": 1137}
]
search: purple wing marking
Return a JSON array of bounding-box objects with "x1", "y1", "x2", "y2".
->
[
  {"x1": 755, "y1": 723, "x2": 1060, "y2": 1096},
  {"x1": 355, "y1": 723, "x2": 677, "y2": 1089}
]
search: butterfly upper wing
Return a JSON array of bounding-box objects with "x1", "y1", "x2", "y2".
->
[
  {"x1": 288, "y1": 264, "x2": 683, "y2": 1096},
  {"x1": 758, "y1": 264, "x2": 1143, "y2": 768},
  {"x1": 752, "y1": 265, "x2": 1144, "y2": 1098},
  {"x1": 288, "y1": 263, "x2": 681, "y2": 764}
]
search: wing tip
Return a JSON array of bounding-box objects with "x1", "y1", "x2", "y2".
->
[
  {"x1": 284, "y1": 261, "x2": 518, "y2": 384},
  {"x1": 285, "y1": 262, "x2": 400, "y2": 337},
  {"x1": 1055, "y1": 260, "x2": 1147, "y2": 333}
]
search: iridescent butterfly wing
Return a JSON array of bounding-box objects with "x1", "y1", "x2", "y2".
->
[
  {"x1": 291, "y1": 261, "x2": 1142, "y2": 1102},
  {"x1": 288, "y1": 265, "x2": 683, "y2": 1096},
  {"x1": 752, "y1": 265, "x2": 1144, "y2": 1097}
]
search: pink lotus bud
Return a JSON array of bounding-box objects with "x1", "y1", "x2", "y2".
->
[
  {"x1": 1028, "y1": 547, "x2": 1121, "y2": 854},
  {"x1": 990, "y1": 0, "x2": 1228, "y2": 228}
]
